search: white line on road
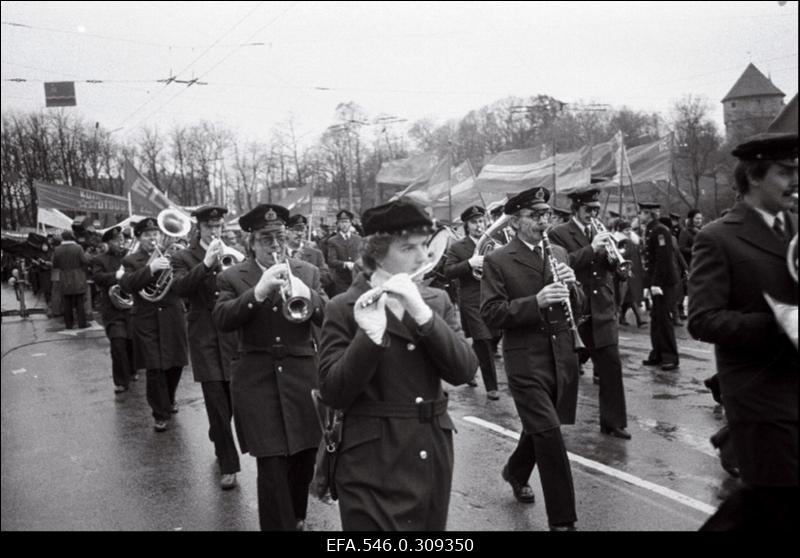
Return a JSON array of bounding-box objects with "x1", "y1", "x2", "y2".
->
[
  {"x1": 11, "y1": 368, "x2": 27, "y2": 375},
  {"x1": 461, "y1": 415, "x2": 716, "y2": 516},
  {"x1": 618, "y1": 336, "x2": 711, "y2": 356},
  {"x1": 30, "y1": 353, "x2": 46, "y2": 357}
]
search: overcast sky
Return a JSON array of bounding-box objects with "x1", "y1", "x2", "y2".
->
[{"x1": 2, "y1": 1, "x2": 798, "y2": 147}]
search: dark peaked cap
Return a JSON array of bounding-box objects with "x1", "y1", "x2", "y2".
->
[
  {"x1": 191, "y1": 205, "x2": 228, "y2": 222},
  {"x1": 460, "y1": 205, "x2": 486, "y2": 222},
  {"x1": 238, "y1": 204, "x2": 290, "y2": 232},
  {"x1": 731, "y1": 132, "x2": 798, "y2": 162},
  {"x1": 101, "y1": 226, "x2": 121, "y2": 243},
  {"x1": 504, "y1": 187, "x2": 551, "y2": 214},
  {"x1": 134, "y1": 217, "x2": 158, "y2": 237},
  {"x1": 567, "y1": 189, "x2": 601, "y2": 208},
  {"x1": 361, "y1": 199, "x2": 433, "y2": 236}
]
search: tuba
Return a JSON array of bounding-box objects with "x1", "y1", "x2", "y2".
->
[
  {"x1": 471, "y1": 214, "x2": 512, "y2": 279},
  {"x1": 764, "y1": 233, "x2": 798, "y2": 349},
  {"x1": 272, "y1": 251, "x2": 313, "y2": 323},
  {"x1": 139, "y1": 208, "x2": 192, "y2": 303}
]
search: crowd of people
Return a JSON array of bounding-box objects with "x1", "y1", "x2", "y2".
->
[{"x1": 2, "y1": 127, "x2": 796, "y2": 532}]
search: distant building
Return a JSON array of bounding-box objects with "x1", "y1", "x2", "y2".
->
[{"x1": 722, "y1": 63, "x2": 785, "y2": 142}]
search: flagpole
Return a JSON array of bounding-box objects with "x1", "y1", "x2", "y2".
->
[{"x1": 127, "y1": 192, "x2": 132, "y2": 218}]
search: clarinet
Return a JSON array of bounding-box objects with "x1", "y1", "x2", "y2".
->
[{"x1": 541, "y1": 230, "x2": 586, "y2": 351}]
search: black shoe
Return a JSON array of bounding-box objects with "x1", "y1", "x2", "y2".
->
[
  {"x1": 642, "y1": 358, "x2": 661, "y2": 366},
  {"x1": 619, "y1": 318, "x2": 629, "y2": 326},
  {"x1": 487, "y1": 390, "x2": 500, "y2": 401},
  {"x1": 549, "y1": 523, "x2": 576, "y2": 531},
  {"x1": 170, "y1": 403, "x2": 179, "y2": 414},
  {"x1": 501, "y1": 465, "x2": 535, "y2": 504},
  {"x1": 153, "y1": 420, "x2": 168, "y2": 432},
  {"x1": 467, "y1": 380, "x2": 478, "y2": 387},
  {"x1": 661, "y1": 362, "x2": 679, "y2": 371},
  {"x1": 114, "y1": 385, "x2": 128, "y2": 394},
  {"x1": 592, "y1": 375, "x2": 600, "y2": 385},
  {"x1": 704, "y1": 376, "x2": 722, "y2": 404},
  {"x1": 638, "y1": 320, "x2": 649, "y2": 328},
  {"x1": 601, "y1": 426, "x2": 632, "y2": 440}
]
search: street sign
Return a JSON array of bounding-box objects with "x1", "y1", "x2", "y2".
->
[{"x1": 44, "y1": 81, "x2": 76, "y2": 107}]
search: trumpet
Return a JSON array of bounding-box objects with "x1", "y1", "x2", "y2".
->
[
  {"x1": 591, "y1": 218, "x2": 632, "y2": 277},
  {"x1": 220, "y1": 244, "x2": 245, "y2": 270},
  {"x1": 542, "y1": 230, "x2": 586, "y2": 351},
  {"x1": 272, "y1": 251, "x2": 313, "y2": 323},
  {"x1": 139, "y1": 208, "x2": 192, "y2": 303}
]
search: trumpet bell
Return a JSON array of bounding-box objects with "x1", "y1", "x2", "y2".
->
[
  {"x1": 157, "y1": 208, "x2": 192, "y2": 238},
  {"x1": 283, "y1": 295, "x2": 313, "y2": 323},
  {"x1": 220, "y1": 245, "x2": 245, "y2": 270}
]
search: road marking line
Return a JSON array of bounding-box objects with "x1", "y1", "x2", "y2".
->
[
  {"x1": 31, "y1": 352, "x2": 46, "y2": 357},
  {"x1": 11, "y1": 368, "x2": 27, "y2": 375},
  {"x1": 461, "y1": 415, "x2": 716, "y2": 515}
]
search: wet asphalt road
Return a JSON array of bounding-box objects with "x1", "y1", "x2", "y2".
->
[{"x1": 2, "y1": 288, "x2": 730, "y2": 531}]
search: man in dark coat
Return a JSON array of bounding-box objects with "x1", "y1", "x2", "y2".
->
[
  {"x1": 90, "y1": 227, "x2": 135, "y2": 394},
  {"x1": 688, "y1": 132, "x2": 798, "y2": 530},
  {"x1": 52, "y1": 230, "x2": 91, "y2": 329},
  {"x1": 287, "y1": 214, "x2": 332, "y2": 292},
  {"x1": 481, "y1": 186, "x2": 584, "y2": 531},
  {"x1": 319, "y1": 198, "x2": 477, "y2": 531},
  {"x1": 443, "y1": 205, "x2": 499, "y2": 400},
  {"x1": 171, "y1": 205, "x2": 241, "y2": 490},
  {"x1": 213, "y1": 204, "x2": 325, "y2": 531},
  {"x1": 120, "y1": 217, "x2": 189, "y2": 432},
  {"x1": 326, "y1": 209, "x2": 362, "y2": 295},
  {"x1": 639, "y1": 202, "x2": 680, "y2": 371},
  {"x1": 548, "y1": 189, "x2": 631, "y2": 439}
]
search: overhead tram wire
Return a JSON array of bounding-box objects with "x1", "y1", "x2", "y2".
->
[
  {"x1": 114, "y1": 1, "x2": 267, "y2": 131},
  {"x1": 127, "y1": 1, "x2": 297, "y2": 131}
]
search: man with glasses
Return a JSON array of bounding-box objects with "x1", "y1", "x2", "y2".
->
[
  {"x1": 327, "y1": 209, "x2": 362, "y2": 295},
  {"x1": 481, "y1": 187, "x2": 583, "y2": 531},
  {"x1": 443, "y1": 205, "x2": 500, "y2": 401},
  {"x1": 171, "y1": 205, "x2": 241, "y2": 490},
  {"x1": 213, "y1": 204, "x2": 325, "y2": 530},
  {"x1": 548, "y1": 187, "x2": 631, "y2": 439}
]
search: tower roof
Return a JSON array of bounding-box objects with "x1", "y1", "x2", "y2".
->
[{"x1": 722, "y1": 63, "x2": 785, "y2": 102}]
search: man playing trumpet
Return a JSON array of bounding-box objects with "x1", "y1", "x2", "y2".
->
[
  {"x1": 213, "y1": 204, "x2": 325, "y2": 530},
  {"x1": 171, "y1": 205, "x2": 241, "y2": 490},
  {"x1": 120, "y1": 217, "x2": 188, "y2": 433}
]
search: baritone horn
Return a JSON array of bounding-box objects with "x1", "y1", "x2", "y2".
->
[
  {"x1": 139, "y1": 208, "x2": 192, "y2": 302},
  {"x1": 471, "y1": 214, "x2": 512, "y2": 279},
  {"x1": 272, "y1": 251, "x2": 313, "y2": 323},
  {"x1": 108, "y1": 238, "x2": 140, "y2": 310}
]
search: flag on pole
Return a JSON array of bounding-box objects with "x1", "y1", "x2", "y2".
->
[
  {"x1": 376, "y1": 152, "x2": 440, "y2": 186},
  {"x1": 624, "y1": 135, "x2": 673, "y2": 184},
  {"x1": 390, "y1": 152, "x2": 453, "y2": 202},
  {"x1": 123, "y1": 160, "x2": 188, "y2": 217}
]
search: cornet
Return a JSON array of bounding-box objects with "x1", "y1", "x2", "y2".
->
[
  {"x1": 591, "y1": 218, "x2": 632, "y2": 277},
  {"x1": 271, "y1": 251, "x2": 313, "y2": 323},
  {"x1": 209, "y1": 234, "x2": 245, "y2": 270}
]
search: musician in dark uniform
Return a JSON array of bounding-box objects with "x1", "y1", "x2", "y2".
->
[
  {"x1": 551, "y1": 206, "x2": 572, "y2": 225},
  {"x1": 326, "y1": 209, "x2": 362, "y2": 295},
  {"x1": 689, "y1": 132, "x2": 798, "y2": 530},
  {"x1": 120, "y1": 217, "x2": 189, "y2": 432},
  {"x1": 287, "y1": 213, "x2": 332, "y2": 292},
  {"x1": 171, "y1": 205, "x2": 241, "y2": 490},
  {"x1": 213, "y1": 204, "x2": 325, "y2": 531},
  {"x1": 90, "y1": 226, "x2": 135, "y2": 394},
  {"x1": 443, "y1": 205, "x2": 499, "y2": 400},
  {"x1": 318, "y1": 198, "x2": 477, "y2": 531},
  {"x1": 639, "y1": 202, "x2": 680, "y2": 371},
  {"x1": 481, "y1": 186, "x2": 584, "y2": 531},
  {"x1": 548, "y1": 189, "x2": 630, "y2": 439}
]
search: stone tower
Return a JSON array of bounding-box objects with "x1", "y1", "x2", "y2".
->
[{"x1": 722, "y1": 63, "x2": 785, "y2": 142}]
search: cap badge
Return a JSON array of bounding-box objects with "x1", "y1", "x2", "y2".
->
[
  {"x1": 265, "y1": 209, "x2": 277, "y2": 221},
  {"x1": 534, "y1": 189, "x2": 545, "y2": 200}
]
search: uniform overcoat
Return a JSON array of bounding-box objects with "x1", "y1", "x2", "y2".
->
[
  {"x1": 213, "y1": 257, "x2": 325, "y2": 458},
  {"x1": 171, "y1": 239, "x2": 238, "y2": 382},
  {"x1": 120, "y1": 248, "x2": 188, "y2": 370},
  {"x1": 688, "y1": 202, "x2": 798, "y2": 486},
  {"x1": 442, "y1": 235, "x2": 498, "y2": 340},
  {"x1": 326, "y1": 233, "x2": 362, "y2": 294},
  {"x1": 480, "y1": 236, "x2": 584, "y2": 432},
  {"x1": 52, "y1": 242, "x2": 89, "y2": 295},
  {"x1": 90, "y1": 251, "x2": 132, "y2": 339},
  {"x1": 318, "y1": 273, "x2": 477, "y2": 531}
]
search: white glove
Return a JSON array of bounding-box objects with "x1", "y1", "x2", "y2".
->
[
  {"x1": 254, "y1": 263, "x2": 288, "y2": 302},
  {"x1": 344, "y1": 261, "x2": 355, "y2": 271},
  {"x1": 148, "y1": 256, "x2": 171, "y2": 274},
  {"x1": 354, "y1": 288, "x2": 388, "y2": 345},
  {"x1": 650, "y1": 286, "x2": 664, "y2": 296},
  {"x1": 468, "y1": 254, "x2": 484, "y2": 269},
  {"x1": 115, "y1": 266, "x2": 124, "y2": 280},
  {"x1": 382, "y1": 273, "x2": 433, "y2": 325},
  {"x1": 591, "y1": 231, "x2": 614, "y2": 253},
  {"x1": 203, "y1": 238, "x2": 223, "y2": 268}
]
